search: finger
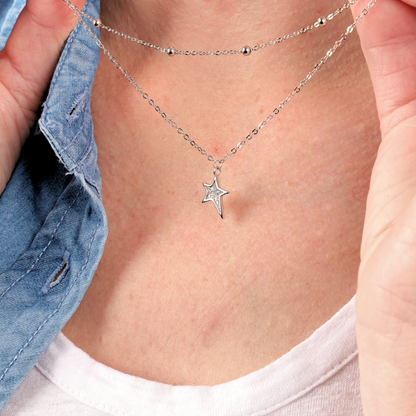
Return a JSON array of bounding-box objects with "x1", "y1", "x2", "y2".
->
[
  {"x1": 350, "y1": 0, "x2": 416, "y2": 133},
  {"x1": 357, "y1": 193, "x2": 416, "y2": 416},
  {"x1": 0, "y1": 0, "x2": 85, "y2": 194},
  {"x1": 0, "y1": 0, "x2": 85, "y2": 122}
]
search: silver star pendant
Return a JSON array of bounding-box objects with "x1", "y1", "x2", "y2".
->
[{"x1": 202, "y1": 176, "x2": 229, "y2": 219}]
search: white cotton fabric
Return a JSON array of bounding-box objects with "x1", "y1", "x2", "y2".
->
[{"x1": 1, "y1": 297, "x2": 362, "y2": 416}]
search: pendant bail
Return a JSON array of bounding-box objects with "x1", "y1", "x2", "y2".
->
[{"x1": 213, "y1": 160, "x2": 223, "y2": 176}]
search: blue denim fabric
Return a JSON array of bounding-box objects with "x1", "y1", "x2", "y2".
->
[
  {"x1": 0, "y1": 0, "x2": 106, "y2": 409},
  {"x1": 0, "y1": 0, "x2": 25, "y2": 50}
]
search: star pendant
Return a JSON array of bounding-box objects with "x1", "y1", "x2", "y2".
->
[{"x1": 202, "y1": 176, "x2": 229, "y2": 219}]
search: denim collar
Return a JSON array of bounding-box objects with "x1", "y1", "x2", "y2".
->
[
  {"x1": 39, "y1": 0, "x2": 102, "y2": 193},
  {"x1": 0, "y1": 1, "x2": 108, "y2": 410}
]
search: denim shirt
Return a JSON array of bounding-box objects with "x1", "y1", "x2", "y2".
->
[
  {"x1": 0, "y1": 0, "x2": 107, "y2": 409},
  {"x1": 0, "y1": 0, "x2": 25, "y2": 50}
]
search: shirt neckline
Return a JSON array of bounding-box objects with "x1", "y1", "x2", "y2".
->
[{"x1": 35, "y1": 297, "x2": 357, "y2": 416}]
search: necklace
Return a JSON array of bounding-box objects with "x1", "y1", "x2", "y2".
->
[
  {"x1": 67, "y1": 1, "x2": 355, "y2": 58},
  {"x1": 64, "y1": 0, "x2": 377, "y2": 218}
]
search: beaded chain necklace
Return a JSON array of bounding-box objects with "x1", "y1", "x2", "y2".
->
[{"x1": 64, "y1": 0, "x2": 377, "y2": 218}]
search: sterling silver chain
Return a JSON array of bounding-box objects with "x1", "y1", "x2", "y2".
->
[
  {"x1": 64, "y1": 0, "x2": 359, "y2": 57},
  {"x1": 64, "y1": 0, "x2": 376, "y2": 175},
  {"x1": 63, "y1": 0, "x2": 377, "y2": 217}
]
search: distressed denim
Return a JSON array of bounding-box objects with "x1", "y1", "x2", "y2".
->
[{"x1": 0, "y1": 0, "x2": 107, "y2": 409}]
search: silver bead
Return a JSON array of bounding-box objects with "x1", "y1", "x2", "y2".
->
[
  {"x1": 242, "y1": 46, "x2": 252, "y2": 56},
  {"x1": 317, "y1": 17, "x2": 327, "y2": 26},
  {"x1": 167, "y1": 47, "x2": 175, "y2": 56},
  {"x1": 93, "y1": 19, "x2": 102, "y2": 28}
]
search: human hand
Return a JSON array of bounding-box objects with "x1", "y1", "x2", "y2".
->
[
  {"x1": 0, "y1": 0, "x2": 85, "y2": 195},
  {"x1": 350, "y1": 0, "x2": 416, "y2": 414}
]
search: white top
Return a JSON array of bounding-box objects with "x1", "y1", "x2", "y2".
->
[{"x1": 1, "y1": 297, "x2": 362, "y2": 416}]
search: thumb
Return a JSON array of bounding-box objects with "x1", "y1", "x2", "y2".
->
[
  {"x1": 350, "y1": 0, "x2": 416, "y2": 133},
  {"x1": 0, "y1": 0, "x2": 86, "y2": 194},
  {"x1": 1, "y1": 0, "x2": 86, "y2": 121}
]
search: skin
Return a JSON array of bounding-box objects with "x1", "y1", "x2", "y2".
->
[
  {"x1": 0, "y1": 0, "x2": 415, "y2": 415},
  {"x1": 65, "y1": 0, "x2": 379, "y2": 386}
]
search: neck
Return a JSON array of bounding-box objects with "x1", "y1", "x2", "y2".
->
[
  {"x1": 96, "y1": 0, "x2": 368, "y2": 162},
  {"x1": 69, "y1": 0, "x2": 381, "y2": 385},
  {"x1": 100, "y1": 0, "x2": 350, "y2": 56}
]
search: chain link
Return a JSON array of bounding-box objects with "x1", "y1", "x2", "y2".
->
[
  {"x1": 64, "y1": 0, "x2": 359, "y2": 57},
  {"x1": 63, "y1": 0, "x2": 376, "y2": 175}
]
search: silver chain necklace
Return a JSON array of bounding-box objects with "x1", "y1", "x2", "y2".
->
[
  {"x1": 64, "y1": 0, "x2": 377, "y2": 218},
  {"x1": 67, "y1": 1, "x2": 355, "y2": 57}
]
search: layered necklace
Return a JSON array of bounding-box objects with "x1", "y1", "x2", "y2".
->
[{"x1": 64, "y1": 0, "x2": 377, "y2": 218}]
